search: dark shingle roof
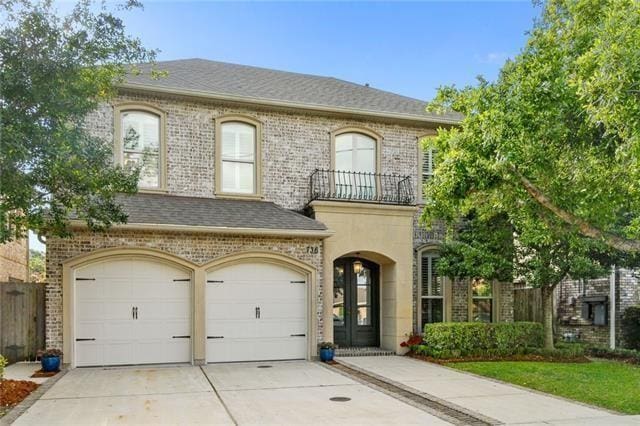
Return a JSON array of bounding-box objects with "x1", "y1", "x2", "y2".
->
[
  {"x1": 112, "y1": 193, "x2": 327, "y2": 232},
  {"x1": 122, "y1": 58, "x2": 461, "y2": 123}
]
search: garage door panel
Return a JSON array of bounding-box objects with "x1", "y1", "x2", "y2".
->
[
  {"x1": 103, "y1": 340, "x2": 135, "y2": 365},
  {"x1": 207, "y1": 319, "x2": 257, "y2": 338},
  {"x1": 75, "y1": 341, "x2": 101, "y2": 366},
  {"x1": 75, "y1": 259, "x2": 192, "y2": 367},
  {"x1": 206, "y1": 262, "x2": 307, "y2": 363},
  {"x1": 137, "y1": 320, "x2": 190, "y2": 338},
  {"x1": 259, "y1": 302, "x2": 305, "y2": 320},
  {"x1": 211, "y1": 263, "x2": 302, "y2": 282},
  {"x1": 136, "y1": 301, "x2": 190, "y2": 320},
  {"x1": 206, "y1": 302, "x2": 255, "y2": 320},
  {"x1": 257, "y1": 337, "x2": 306, "y2": 360}
]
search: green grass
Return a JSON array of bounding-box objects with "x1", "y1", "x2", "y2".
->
[{"x1": 449, "y1": 360, "x2": 640, "y2": 414}]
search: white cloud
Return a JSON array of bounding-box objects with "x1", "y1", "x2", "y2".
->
[{"x1": 476, "y1": 52, "x2": 510, "y2": 64}]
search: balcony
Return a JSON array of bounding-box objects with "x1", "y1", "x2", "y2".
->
[{"x1": 309, "y1": 169, "x2": 415, "y2": 205}]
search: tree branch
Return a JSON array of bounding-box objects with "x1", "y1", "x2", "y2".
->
[{"x1": 515, "y1": 172, "x2": 640, "y2": 253}]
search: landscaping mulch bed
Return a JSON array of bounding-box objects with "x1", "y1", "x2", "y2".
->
[
  {"x1": 408, "y1": 352, "x2": 590, "y2": 364},
  {"x1": 30, "y1": 369, "x2": 59, "y2": 378},
  {"x1": 0, "y1": 379, "x2": 39, "y2": 412}
]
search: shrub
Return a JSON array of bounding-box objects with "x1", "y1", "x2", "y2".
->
[
  {"x1": 420, "y1": 322, "x2": 544, "y2": 358},
  {"x1": 0, "y1": 354, "x2": 7, "y2": 379},
  {"x1": 621, "y1": 306, "x2": 640, "y2": 350},
  {"x1": 586, "y1": 346, "x2": 640, "y2": 364}
]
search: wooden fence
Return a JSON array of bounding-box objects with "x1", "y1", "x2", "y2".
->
[
  {"x1": 513, "y1": 286, "x2": 544, "y2": 323},
  {"x1": 0, "y1": 282, "x2": 45, "y2": 363}
]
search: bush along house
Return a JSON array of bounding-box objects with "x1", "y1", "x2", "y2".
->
[
  {"x1": 45, "y1": 59, "x2": 514, "y2": 367},
  {"x1": 556, "y1": 268, "x2": 640, "y2": 347}
]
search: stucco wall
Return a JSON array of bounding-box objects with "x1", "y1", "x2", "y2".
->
[{"x1": 0, "y1": 239, "x2": 28, "y2": 282}]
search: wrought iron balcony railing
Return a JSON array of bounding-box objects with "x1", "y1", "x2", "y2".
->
[{"x1": 309, "y1": 169, "x2": 415, "y2": 205}]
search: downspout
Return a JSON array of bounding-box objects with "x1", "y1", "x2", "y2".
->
[{"x1": 610, "y1": 265, "x2": 616, "y2": 349}]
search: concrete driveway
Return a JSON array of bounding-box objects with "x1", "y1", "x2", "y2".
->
[
  {"x1": 12, "y1": 361, "x2": 450, "y2": 425},
  {"x1": 11, "y1": 365, "x2": 233, "y2": 425}
]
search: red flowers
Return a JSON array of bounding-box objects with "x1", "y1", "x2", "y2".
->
[{"x1": 400, "y1": 333, "x2": 424, "y2": 348}]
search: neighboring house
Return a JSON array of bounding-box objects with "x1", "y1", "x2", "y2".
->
[
  {"x1": 556, "y1": 269, "x2": 639, "y2": 347},
  {"x1": 0, "y1": 238, "x2": 29, "y2": 282},
  {"x1": 45, "y1": 59, "x2": 513, "y2": 368}
]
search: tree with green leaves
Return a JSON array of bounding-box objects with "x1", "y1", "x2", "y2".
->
[
  {"x1": 426, "y1": 0, "x2": 640, "y2": 254},
  {"x1": 28, "y1": 248, "x2": 44, "y2": 282},
  {"x1": 422, "y1": 0, "x2": 640, "y2": 348},
  {"x1": 0, "y1": 0, "x2": 160, "y2": 243}
]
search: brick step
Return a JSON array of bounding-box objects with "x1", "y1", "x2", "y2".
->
[{"x1": 334, "y1": 347, "x2": 395, "y2": 357}]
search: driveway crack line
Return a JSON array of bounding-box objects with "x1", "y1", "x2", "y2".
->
[{"x1": 200, "y1": 366, "x2": 239, "y2": 426}]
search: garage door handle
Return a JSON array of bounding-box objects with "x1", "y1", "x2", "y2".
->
[
  {"x1": 76, "y1": 338, "x2": 96, "y2": 341},
  {"x1": 172, "y1": 335, "x2": 191, "y2": 339},
  {"x1": 290, "y1": 334, "x2": 306, "y2": 337},
  {"x1": 207, "y1": 336, "x2": 224, "y2": 339}
]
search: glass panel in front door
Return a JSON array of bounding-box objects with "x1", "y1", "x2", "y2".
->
[
  {"x1": 333, "y1": 265, "x2": 345, "y2": 327},
  {"x1": 356, "y1": 267, "x2": 372, "y2": 326}
]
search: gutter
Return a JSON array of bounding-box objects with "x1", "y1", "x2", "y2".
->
[
  {"x1": 117, "y1": 82, "x2": 462, "y2": 126},
  {"x1": 69, "y1": 220, "x2": 334, "y2": 239}
]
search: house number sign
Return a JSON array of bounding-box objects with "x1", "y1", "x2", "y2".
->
[{"x1": 306, "y1": 246, "x2": 319, "y2": 254}]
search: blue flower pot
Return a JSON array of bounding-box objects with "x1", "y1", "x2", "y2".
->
[
  {"x1": 41, "y1": 356, "x2": 60, "y2": 372},
  {"x1": 320, "y1": 348, "x2": 334, "y2": 362}
]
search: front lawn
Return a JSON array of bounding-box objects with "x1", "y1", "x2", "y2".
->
[{"x1": 450, "y1": 360, "x2": 640, "y2": 414}]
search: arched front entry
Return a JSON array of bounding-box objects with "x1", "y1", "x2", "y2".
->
[{"x1": 333, "y1": 257, "x2": 380, "y2": 347}]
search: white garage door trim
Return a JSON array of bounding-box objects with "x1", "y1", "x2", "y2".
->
[
  {"x1": 205, "y1": 260, "x2": 310, "y2": 363},
  {"x1": 71, "y1": 256, "x2": 194, "y2": 367}
]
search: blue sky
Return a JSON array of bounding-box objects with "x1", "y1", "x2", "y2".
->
[
  {"x1": 32, "y1": 1, "x2": 540, "y2": 252},
  {"x1": 120, "y1": 1, "x2": 540, "y2": 101}
]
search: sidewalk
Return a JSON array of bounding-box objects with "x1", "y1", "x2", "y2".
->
[{"x1": 336, "y1": 356, "x2": 640, "y2": 425}]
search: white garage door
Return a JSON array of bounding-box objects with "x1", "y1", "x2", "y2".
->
[
  {"x1": 74, "y1": 259, "x2": 191, "y2": 367},
  {"x1": 206, "y1": 262, "x2": 307, "y2": 363}
]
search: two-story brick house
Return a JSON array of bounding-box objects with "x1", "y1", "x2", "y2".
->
[{"x1": 46, "y1": 59, "x2": 513, "y2": 367}]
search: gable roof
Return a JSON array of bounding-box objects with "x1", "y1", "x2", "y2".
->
[{"x1": 120, "y1": 58, "x2": 461, "y2": 125}]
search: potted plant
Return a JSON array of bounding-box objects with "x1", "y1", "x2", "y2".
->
[
  {"x1": 318, "y1": 342, "x2": 337, "y2": 362},
  {"x1": 38, "y1": 349, "x2": 62, "y2": 372}
]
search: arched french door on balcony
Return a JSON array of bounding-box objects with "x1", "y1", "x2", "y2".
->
[{"x1": 333, "y1": 257, "x2": 380, "y2": 347}]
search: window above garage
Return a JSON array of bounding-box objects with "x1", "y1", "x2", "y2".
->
[
  {"x1": 215, "y1": 115, "x2": 263, "y2": 199},
  {"x1": 114, "y1": 103, "x2": 167, "y2": 191}
]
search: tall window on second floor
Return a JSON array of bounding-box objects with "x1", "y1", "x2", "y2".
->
[
  {"x1": 119, "y1": 109, "x2": 163, "y2": 189},
  {"x1": 335, "y1": 132, "x2": 377, "y2": 173},
  {"x1": 220, "y1": 121, "x2": 257, "y2": 194},
  {"x1": 333, "y1": 131, "x2": 379, "y2": 199},
  {"x1": 422, "y1": 146, "x2": 436, "y2": 186}
]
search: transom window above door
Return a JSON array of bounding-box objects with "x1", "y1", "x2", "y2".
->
[
  {"x1": 115, "y1": 104, "x2": 166, "y2": 190},
  {"x1": 215, "y1": 115, "x2": 262, "y2": 197}
]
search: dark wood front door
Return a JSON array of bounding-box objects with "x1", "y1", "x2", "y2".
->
[{"x1": 333, "y1": 258, "x2": 379, "y2": 347}]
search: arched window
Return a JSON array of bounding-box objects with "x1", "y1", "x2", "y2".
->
[
  {"x1": 330, "y1": 128, "x2": 381, "y2": 200},
  {"x1": 215, "y1": 115, "x2": 262, "y2": 197},
  {"x1": 115, "y1": 104, "x2": 166, "y2": 190},
  {"x1": 334, "y1": 132, "x2": 377, "y2": 173}
]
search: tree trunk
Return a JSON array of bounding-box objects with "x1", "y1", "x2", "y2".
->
[
  {"x1": 516, "y1": 172, "x2": 640, "y2": 253},
  {"x1": 541, "y1": 285, "x2": 555, "y2": 350}
]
